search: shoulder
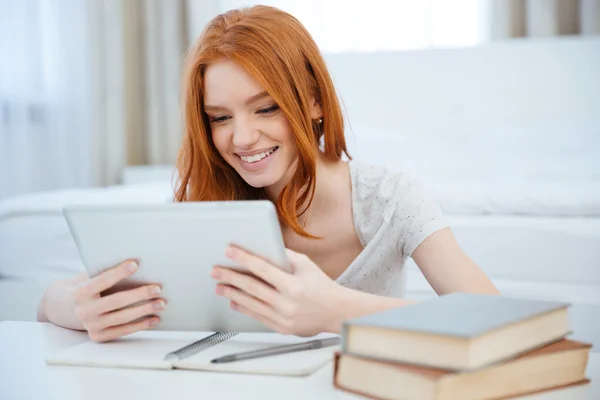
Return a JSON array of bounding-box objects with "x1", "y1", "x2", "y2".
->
[
  {"x1": 350, "y1": 161, "x2": 423, "y2": 216},
  {"x1": 350, "y1": 161, "x2": 448, "y2": 256}
]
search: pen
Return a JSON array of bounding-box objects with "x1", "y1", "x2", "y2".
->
[{"x1": 210, "y1": 337, "x2": 341, "y2": 364}]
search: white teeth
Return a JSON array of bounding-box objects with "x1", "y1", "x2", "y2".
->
[{"x1": 240, "y1": 147, "x2": 276, "y2": 163}]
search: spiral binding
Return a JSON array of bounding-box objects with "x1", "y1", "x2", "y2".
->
[{"x1": 165, "y1": 332, "x2": 238, "y2": 361}]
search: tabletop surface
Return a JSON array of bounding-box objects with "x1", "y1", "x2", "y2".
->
[{"x1": 0, "y1": 321, "x2": 597, "y2": 400}]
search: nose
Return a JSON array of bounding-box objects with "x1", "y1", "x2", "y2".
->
[{"x1": 232, "y1": 119, "x2": 260, "y2": 150}]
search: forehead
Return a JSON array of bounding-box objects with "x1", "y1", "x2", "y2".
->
[{"x1": 203, "y1": 59, "x2": 266, "y2": 105}]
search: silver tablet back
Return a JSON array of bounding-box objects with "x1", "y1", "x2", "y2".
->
[{"x1": 63, "y1": 200, "x2": 289, "y2": 332}]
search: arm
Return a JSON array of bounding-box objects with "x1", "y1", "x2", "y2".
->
[
  {"x1": 411, "y1": 227, "x2": 499, "y2": 295},
  {"x1": 37, "y1": 273, "x2": 87, "y2": 330},
  {"x1": 311, "y1": 171, "x2": 498, "y2": 328},
  {"x1": 329, "y1": 227, "x2": 499, "y2": 331},
  {"x1": 213, "y1": 228, "x2": 499, "y2": 336},
  {"x1": 326, "y1": 288, "x2": 415, "y2": 332}
]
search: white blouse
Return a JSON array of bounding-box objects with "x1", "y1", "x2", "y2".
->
[{"x1": 335, "y1": 161, "x2": 449, "y2": 297}]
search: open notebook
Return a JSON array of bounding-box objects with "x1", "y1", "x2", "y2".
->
[{"x1": 45, "y1": 331, "x2": 340, "y2": 377}]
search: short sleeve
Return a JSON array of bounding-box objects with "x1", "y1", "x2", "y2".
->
[
  {"x1": 350, "y1": 162, "x2": 449, "y2": 259},
  {"x1": 390, "y1": 174, "x2": 449, "y2": 258}
]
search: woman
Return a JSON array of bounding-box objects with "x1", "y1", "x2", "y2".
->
[{"x1": 37, "y1": 5, "x2": 498, "y2": 342}]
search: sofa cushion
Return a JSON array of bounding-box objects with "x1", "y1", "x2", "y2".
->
[{"x1": 0, "y1": 182, "x2": 174, "y2": 286}]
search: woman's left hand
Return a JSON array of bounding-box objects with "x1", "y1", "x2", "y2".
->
[{"x1": 210, "y1": 246, "x2": 348, "y2": 336}]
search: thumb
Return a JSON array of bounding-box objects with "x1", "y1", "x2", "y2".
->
[{"x1": 284, "y1": 248, "x2": 311, "y2": 273}]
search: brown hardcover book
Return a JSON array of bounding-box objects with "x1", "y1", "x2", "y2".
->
[
  {"x1": 333, "y1": 339, "x2": 591, "y2": 400},
  {"x1": 341, "y1": 293, "x2": 571, "y2": 371}
]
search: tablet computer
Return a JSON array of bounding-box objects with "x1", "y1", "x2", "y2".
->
[{"x1": 63, "y1": 200, "x2": 290, "y2": 333}]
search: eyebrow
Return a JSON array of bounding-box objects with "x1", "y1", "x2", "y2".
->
[{"x1": 204, "y1": 91, "x2": 271, "y2": 112}]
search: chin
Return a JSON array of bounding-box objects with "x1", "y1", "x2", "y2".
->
[{"x1": 237, "y1": 172, "x2": 282, "y2": 189}]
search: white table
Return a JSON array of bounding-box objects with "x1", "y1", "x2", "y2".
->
[{"x1": 0, "y1": 321, "x2": 597, "y2": 400}]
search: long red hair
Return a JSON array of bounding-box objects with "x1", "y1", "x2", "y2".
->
[{"x1": 175, "y1": 5, "x2": 350, "y2": 238}]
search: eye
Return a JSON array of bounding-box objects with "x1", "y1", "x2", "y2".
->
[
  {"x1": 210, "y1": 115, "x2": 230, "y2": 124},
  {"x1": 256, "y1": 105, "x2": 279, "y2": 115}
]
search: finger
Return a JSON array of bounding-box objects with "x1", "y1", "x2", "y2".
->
[
  {"x1": 213, "y1": 267, "x2": 279, "y2": 306},
  {"x1": 230, "y1": 301, "x2": 283, "y2": 333},
  {"x1": 84, "y1": 260, "x2": 139, "y2": 296},
  {"x1": 217, "y1": 284, "x2": 283, "y2": 324},
  {"x1": 225, "y1": 245, "x2": 290, "y2": 290},
  {"x1": 92, "y1": 284, "x2": 162, "y2": 315},
  {"x1": 91, "y1": 317, "x2": 159, "y2": 343},
  {"x1": 68, "y1": 273, "x2": 89, "y2": 285},
  {"x1": 97, "y1": 298, "x2": 165, "y2": 329}
]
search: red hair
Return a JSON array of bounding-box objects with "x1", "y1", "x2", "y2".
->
[{"x1": 175, "y1": 5, "x2": 350, "y2": 238}]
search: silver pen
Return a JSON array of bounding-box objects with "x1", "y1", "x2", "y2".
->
[{"x1": 210, "y1": 337, "x2": 341, "y2": 364}]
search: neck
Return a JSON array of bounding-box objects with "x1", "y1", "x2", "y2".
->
[{"x1": 264, "y1": 154, "x2": 341, "y2": 213}]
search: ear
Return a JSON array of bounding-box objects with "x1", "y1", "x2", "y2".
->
[{"x1": 309, "y1": 97, "x2": 322, "y2": 120}]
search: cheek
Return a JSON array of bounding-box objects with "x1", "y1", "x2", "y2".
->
[
  {"x1": 274, "y1": 117, "x2": 296, "y2": 146},
  {"x1": 211, "y1": 127, "x2": 231, "y2": 156},
  {"x1": 281, "y1": 123, "x2": 298, "y2": 157}
]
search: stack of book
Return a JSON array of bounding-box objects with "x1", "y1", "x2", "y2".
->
[{"x1": 333, "y1": 293, "x2": 591, "y2": 400}]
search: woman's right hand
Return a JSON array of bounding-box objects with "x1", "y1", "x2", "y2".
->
[{"x1": 72, "y1": 260, "x2": 166, "y2": 342}]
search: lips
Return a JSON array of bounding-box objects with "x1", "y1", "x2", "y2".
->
[{"x1": 237, "y1": 146, "x2": 278, "y2": 164}]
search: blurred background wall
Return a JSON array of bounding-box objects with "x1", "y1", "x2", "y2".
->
[{"x1": 1, "y1": 0, "x2": 599, "y2": 198}]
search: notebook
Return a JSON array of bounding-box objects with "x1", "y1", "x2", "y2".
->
[{"x1": 45, "y1": 331, "x2": 340, "y2": 377}]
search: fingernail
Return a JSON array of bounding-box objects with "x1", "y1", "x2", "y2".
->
[
  {"x1": 211, "y1": 268, "x2": 221, "y2": 279},
  {"x1": 230, "y1": 301, "x2": 237, "y2": 310},
  {"x1": 148, "y1": 318, "x2": 159, "y2": 327},
  {"x1": 153, "y1": 300, "x2": 166, "y2": 310},
  {"x1": 149, "y1": 286, "x2": 161, "y2": 295},
  {"x1": 225, "y1": 246, "x2": 234, "y2": 258},
  {"x1": 215, "y1": 285, "x2": 224, "y2": 295},
  {"x1": 126, "y1": 261, "x2": 138, "y2": 272}
]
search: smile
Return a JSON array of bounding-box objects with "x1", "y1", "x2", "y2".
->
[{"x1": 238, "y1": 147, "x2": 278, "y2": 164}]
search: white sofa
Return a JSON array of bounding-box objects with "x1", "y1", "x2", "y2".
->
[{"x1": 1, "y1": 38, "x2": 599, "y2": 345}]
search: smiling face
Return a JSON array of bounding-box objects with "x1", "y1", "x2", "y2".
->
[
  {"x1": 203, "y1": 59, "x2": 300, "y2": 193},
  {"x1": 177, "y1": 6, "x2": 350, "y2": 238}
]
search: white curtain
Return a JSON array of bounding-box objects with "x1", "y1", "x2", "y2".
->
[
  {"x1": 489, "y1": 0, "x2": 600, "y2": 39},
  {"x1": 0, "y1": 0, "x2": 218, "y2": 194},
  {"x1": 0, "y1": 0, "x2": 92, "y2": 199},
  {"x1": 219, "y1": 0, "x2": 488, "y2": 52},
  {"x1": 90, "y1": 0, "x2": 219, "y2": 187},
  {"x1": 88, "y1": 0, "x2": 191, "y2": 186}
]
